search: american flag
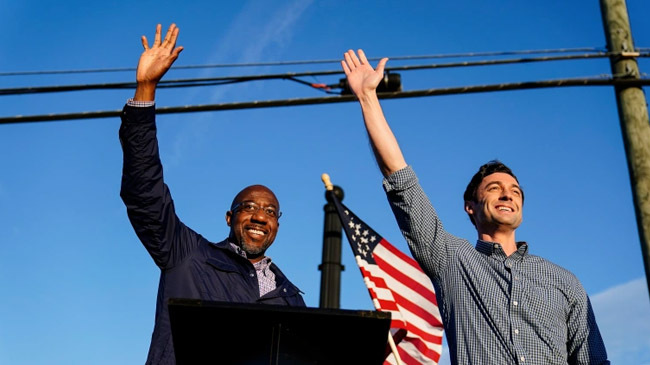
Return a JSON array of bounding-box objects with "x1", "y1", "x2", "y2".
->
[{"x1": 329, "y1": 191, "x2": 444, "y2": 364}]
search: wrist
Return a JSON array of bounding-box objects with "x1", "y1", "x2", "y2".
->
[
  {"x1": 134, "y1": 82, "x2": 157, "y2": 102},
  {"x1": 357, "y1": 91, "x2": 380, "y2": 107}
]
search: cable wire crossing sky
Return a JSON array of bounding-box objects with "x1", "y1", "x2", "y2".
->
[{"x1": 1, "y1": 1, "x2": 649, "y2": 364}]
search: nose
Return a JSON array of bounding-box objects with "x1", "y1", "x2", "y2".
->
[
  {"x1": 249, "y1": 207, "x2": 268, "y2": 223},
  {"x1": 499, "y1": 190, "x2": 513, "y2": 201}
]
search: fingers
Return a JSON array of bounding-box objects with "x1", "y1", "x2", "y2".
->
[
  {"x1": 376, "y1": 57, "x2": 389, "y2": 74},
  {"x1": 153, "y1": 24, "x2": 162, "y2": 46},
  {"x1": 171, "y1": 46, "x2": 184, "y2": 60},
  {"x1": 141, "y1": 36, "x2": 149, "y2": 51},
  {"x1": 357, "y1": 49, "x2": 369, "y2": 65},
  {"x1": 163, "y1": 23, "x2": 177, "y2": 48},
  {"x1": 341, "y1": 60, "x2": 351, "y2": 75}
]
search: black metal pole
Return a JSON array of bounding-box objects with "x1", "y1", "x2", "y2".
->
[{"x1": 318, "y1": 186, "x2": 345, "y2": 308}]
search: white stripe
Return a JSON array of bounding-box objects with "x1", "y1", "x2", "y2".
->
[
  {"x1": 363, "y1": 258, "x2": 443, "y2": 324},
  {"x1": 397, "y1": 338, "x2": 441, "y2": 364},
  {"x1": 374, "y1": 244, "x2": 435, "y2": 294}
]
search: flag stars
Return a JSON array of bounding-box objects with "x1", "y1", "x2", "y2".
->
[
  {"x1": 361, "y1": 237, "x2": 369, "y2": 244},
  {"x1": 348, "y1": 221, "x2": 355, "y2": 229},
  {"x1": 357, "y1": 243, "x2": 368, "y2": 257},
  {"x1": 356, "y1": 224, "x2": 361, "y2": 230},
  {"x1": 344, "y1": 210, "x2": 349, "y2": 215},
  {"x1": 355, "y1": 228, "x2": 361, "y2": 236},
  {"x1": 370, "y1": 236, "x2": 377, "y2": 242},
  {"x1": 363, "y1": 230, "x2": 369, "y2": 236}
]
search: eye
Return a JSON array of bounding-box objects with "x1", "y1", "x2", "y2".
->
[
  {"x1": 264, "y1": 208, "x2": 277, "y2": 217},
  {"x1": 242, "y1": 203, "x2": 257, "y2": 212}
]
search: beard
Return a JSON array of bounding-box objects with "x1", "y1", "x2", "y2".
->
[{"x1": 239, "y1": 236, "x2": 272, "y2": 257}]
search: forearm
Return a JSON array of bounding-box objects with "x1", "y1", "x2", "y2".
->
[
  {"x1": 384, "y1": 166, "x2": 453, "y2": 279},
  {"x1": 119, "y1": 105, "x2": 183, "y2": 267},
  {"x1": 357, "y1": 91, "x2": 407, "y2": 177}
]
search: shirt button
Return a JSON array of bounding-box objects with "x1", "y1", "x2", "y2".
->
[
  {"x1": 514, "y1": 329, "x2": 519, "y2": 334},
  {"x1": 521, "y1": 356, "x2": 526, "y2": 362},
  {"x1": 513, "y1": 301, "x2": 518, "y2": 306},
  {"x1": 283, "y1": 288, "x2": 287, "y2": 293},
  {"x1": 515, "y1": 276, "x2": 519, "y2": 280},
  {"x1": 250, "y1": 273, "x2": 255, "y2": 277}
]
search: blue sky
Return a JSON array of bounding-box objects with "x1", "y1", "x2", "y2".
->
[{"x1": 1, "y1": 1, "x2": 649, "y2": 364}]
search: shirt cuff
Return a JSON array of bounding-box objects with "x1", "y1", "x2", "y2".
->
[
  {"x1": 383, "y1": 165, "x2": 418, "y2": 193},
  {"x1": 126, "y1": 98, "x2": 155, "y2": 108}
]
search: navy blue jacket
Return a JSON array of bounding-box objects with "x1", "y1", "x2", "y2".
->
[{"x1": 119, "y1": 105, "x2": 305, "y2": 365}]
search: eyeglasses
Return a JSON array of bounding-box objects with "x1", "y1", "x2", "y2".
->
[{"x1": 232, "y1": 201, "x2": 282, "y2": 219}]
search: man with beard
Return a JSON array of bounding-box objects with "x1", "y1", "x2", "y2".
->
[
  {"x1": 340, "y1": 49, "x2": 609, "y2": 365},
  {"x1": 119, "y1": 24, "x2": 305, "y2": 365}
]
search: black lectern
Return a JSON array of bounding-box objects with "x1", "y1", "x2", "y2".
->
[{"x1": 168, "y1": 298, "x2": 391, "y2": 365}]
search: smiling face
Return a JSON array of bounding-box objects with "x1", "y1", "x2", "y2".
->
[
  {"x1": 464, "y1": 172, "x2": 523, "y2": 234},
  {"x1": 226, "y1": 185, "x2": 280, "y2": 261}
]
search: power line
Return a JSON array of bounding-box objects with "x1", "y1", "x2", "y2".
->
[
  {"x1": 2, "y1": 77, "x2": 648, "y2": 125},
  {"x1": 3, "y1": 52, "x2": 642, "y2": 96},
  {"x1": 0, "y1": 47, "x2": 608, "y2": 77}
]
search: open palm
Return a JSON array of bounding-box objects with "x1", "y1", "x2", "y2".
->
[{"x1": 341, "y1": 49, "x2": 388, "y2": 97}]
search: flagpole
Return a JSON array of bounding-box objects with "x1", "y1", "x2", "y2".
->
[
  {"x1": 321, "y1": 173, "x2": 404, "y2": 365},
  {"x1": 387, "y1": 332, "x2": 404, "y2": 365}
]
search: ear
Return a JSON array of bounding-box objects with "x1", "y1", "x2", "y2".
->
[
  {"x1": 225, "y1": 211, "x2": 233, "y2": 226},
  {"x1": 464, "y1": 201, "x2": 474, "y2": 216}
]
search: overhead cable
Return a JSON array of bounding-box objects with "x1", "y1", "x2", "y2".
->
[
  {"x1": 2, "y1": 77, "x2": 648, "y2": 125},
  {"x1": 0, "y1": 47, "x2": 607, "y2": 77},
  {"x1": 3, "y1": 52, "x2": 642, "y2": 96}
]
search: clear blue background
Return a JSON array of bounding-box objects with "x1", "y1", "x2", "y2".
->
[{"x1": 1, "y1": 1, "x2": 649, "y2": 364}]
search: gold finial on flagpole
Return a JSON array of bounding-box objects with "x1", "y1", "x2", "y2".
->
[{"x1": 321, "y1": 173, "x2": 334, "y2": 191}]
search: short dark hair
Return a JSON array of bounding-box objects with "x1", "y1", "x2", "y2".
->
[{"x1": 463, "y1": 160, "x2": 523, "y2": 226}]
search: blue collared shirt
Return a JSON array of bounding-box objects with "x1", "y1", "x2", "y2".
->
[{"x1": 383, "y1": 166, "x2": 609, "y2": 365}]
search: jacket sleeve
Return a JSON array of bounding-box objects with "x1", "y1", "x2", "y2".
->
[{"x1": 119, "y1": 105, "x2": 201, "y2": 269}]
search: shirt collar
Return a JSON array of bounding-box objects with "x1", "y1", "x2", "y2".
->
[
  {"x1": 226, "y1": 240, "x2": 271, "y2": 264},
  {"x1": 476, "y1": 240, "x2": 529, "y2": 258}
]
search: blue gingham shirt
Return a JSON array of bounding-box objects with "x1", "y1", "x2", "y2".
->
[{"x1": 383, "y1": 166, "x2": 609, "y2": 365}]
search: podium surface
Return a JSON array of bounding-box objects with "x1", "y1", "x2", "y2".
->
[{"x1": 168, "y1": 298, "x2": 391, "y2": 365}]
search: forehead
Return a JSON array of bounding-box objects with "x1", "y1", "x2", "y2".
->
[
  {"x1": 234, "y1": 186, "x2": 279, "y2": 207},
  {"x1": 480, "y1": 172, "x2": 520, "y2": 187}
]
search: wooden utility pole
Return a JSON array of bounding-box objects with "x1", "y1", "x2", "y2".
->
[{"x1": 600, "y1": 0, "x2": 650, "y2": 297}]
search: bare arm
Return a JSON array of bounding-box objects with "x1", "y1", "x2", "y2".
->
[
  {"x1": 341, "y1": 49, "x2": 407, "y2": 177},
  {"x1": 133, "y1": 23, "x2": 184, "y2": 101}
]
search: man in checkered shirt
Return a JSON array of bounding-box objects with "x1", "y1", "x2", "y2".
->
[{"x1": 341, "y1": 49, "x2": 609, "y2": 364}]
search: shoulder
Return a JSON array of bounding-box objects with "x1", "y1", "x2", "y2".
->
[{"x1": 525, "y1": 254, "x2": 586, "y2": 297}]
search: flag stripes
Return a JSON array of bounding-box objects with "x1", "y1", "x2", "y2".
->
[{"x1": 330, "y1": 193, "x2": 444, "y2": 365}]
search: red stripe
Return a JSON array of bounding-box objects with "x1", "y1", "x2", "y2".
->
[
  {"x1": 392, "y1": 289, "x2": 444, "y2": 328},
  {"x1": 378, "y1": 238, "x2": 421, "y2": 268},
  {"x1": 374, "y1": 244, "x2": 438, "y2": 306},
  {"x1": 362, "y1": 263, "x2": 443, "y2": 345},
  {"x1": 401, "y1": 336, "x2": 441, "y2": 363},
  {"x1": 369, "y1": 256, "x2": 441, "y2": 325}
]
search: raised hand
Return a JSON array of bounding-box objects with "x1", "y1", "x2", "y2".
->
[
  {"x1": 134, "y1": 23, "x2": 184, "y2": 101},
  {"x1": 341, "y1": 49, "x2": 388, "y2": 98}
]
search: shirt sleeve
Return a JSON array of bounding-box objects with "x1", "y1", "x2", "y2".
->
[
  {"x1": 382, "y1": 165, "x2": 460, "y2": 281},
  {"x1": 126, "y1": 98, "x2": 155, "y2": 108},
  {"x1": 566, "y1": 280, "x2": 610, "y2": 364},
  {"x1": 119, "y1": 104, "x2": 201, "y2": 269}
]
